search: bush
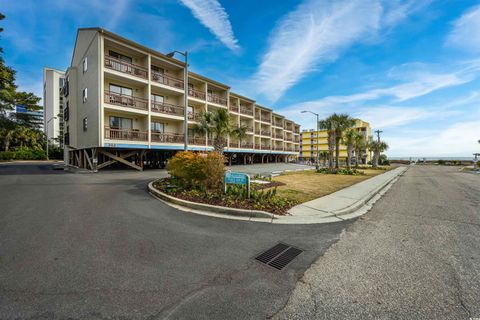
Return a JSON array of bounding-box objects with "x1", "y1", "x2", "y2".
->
[
  {"x1": 167, "y1": 151, "x2": 225, "y2": 191},
  {"x1": 0, "y1": 147, "x2": 47, "y2": 161},
  {"x1": 316, "y1": 167, "x2": 364, "y2": 175}
]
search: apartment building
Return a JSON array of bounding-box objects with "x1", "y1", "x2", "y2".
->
[
  {"x1": 299, "y1": 119, "x2": 371, "y2": 164},
  {"x1": 62, "y1": 28, "x2": 300, "y2": 171},
  {"x1": 43, "y1": 67, "x2": 65, "y2": 146}
]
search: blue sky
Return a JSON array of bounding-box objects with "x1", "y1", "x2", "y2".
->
[{"x1": 2, "y1": 0, "x2": 480, "y2": 157}]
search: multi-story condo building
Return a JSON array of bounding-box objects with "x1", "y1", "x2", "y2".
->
[
  {"x1": 62, "y1": 28, "x2": 300, "y2": 170},
  {"x1": 43, "y1": 67, "x2": 65, "y2": 146},
  {"x1": 299, "y1": 119, "x2": 371, "y2": 165}
]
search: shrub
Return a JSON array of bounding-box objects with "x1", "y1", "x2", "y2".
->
[
  {"x1": 316, "y1": 167, "x2": 363, "y2": 175},
  {"x1": 0, "y1": 147, "x2": 47, "y2": 161},
  {"x1": 167, "y1": 151, "x2": 225, "y2": 191}
]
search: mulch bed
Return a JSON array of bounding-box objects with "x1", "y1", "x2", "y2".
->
[{"x1": 153, "y1": 179, "x2": 293, "y2": 215}]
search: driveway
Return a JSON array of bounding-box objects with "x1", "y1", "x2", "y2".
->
[
  {"x1": 228, "y1": 162, "x2": 313, "y2": 176},
  {"x1": 0, "y1": 162, "x2": 348, "y2": 319}
]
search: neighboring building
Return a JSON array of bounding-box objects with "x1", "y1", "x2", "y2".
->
[
  {"x1": 6, "y1": 105, "x2": 44, "y2": 130},
  {"x1": 43, "y1": 67, "x2": 65, "y2": 146},
  {"x1": 299, "y1": 119, "x2": 372, "y2": 165},
  {"x1": 62, "y1": 28, "x2": 300, "y2": 171}
]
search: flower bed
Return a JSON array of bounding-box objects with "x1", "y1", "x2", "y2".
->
[{"x1": 154, "y1": 178, "x2": 297, "y2": 215}]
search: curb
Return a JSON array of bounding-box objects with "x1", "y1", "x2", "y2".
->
[
  {"x1": 148, "y1": 181, "x2": 275, "y2": 219},
  {"x1": 332, "y1": 167, "x2": 408, "y2": 218}
]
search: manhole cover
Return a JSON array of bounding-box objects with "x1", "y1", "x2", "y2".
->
[{"x1": 254, "y1": 243, "x2": 303, "y2": 270}]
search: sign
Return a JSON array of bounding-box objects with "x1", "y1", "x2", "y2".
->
[{"x1": 224, "y1": 171, "x2": 250, "y2": 198}]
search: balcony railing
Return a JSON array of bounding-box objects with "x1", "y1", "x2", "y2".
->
[
  {"x1": 240, "y1": 142, "x2": 254, "y2": 148},
  {"x1": 188, "y1": 112, "x2": 202, "y2": 121},
  {"x1": 246, "y1": 126, "x2": 254, "y2": 133},
  {"x1": 151, "y1": 100, "x2": 184, "y2": 117},
  {"x1": 188, "y1": 88, "x2": 206, "y2": 100},
  {"x1": 229, "y1": 141, "x2": 239, "y2": 148},
  {"x1": 104, "y1": 127, "x2": 148, "y2": 141},
  {"x1": 207, "y1": 94, "x2": 227, "y2": 106},
  {"x1": 261, "y1": 115, "x2": 271, "y2": 123},
  {"x1": 151, "y1": 132, "x2": 184, "y2": 143},
  {"x1": 151, "y1": 71, "x2": 184, "y2": 89},
  {"x1": 285, "y1": 137, "x2": 293, "y2": 141},
  {"x1": 188, "y1": 136, "x2": 206, "y2": 145},
  {"x1": 104, "y1": 91, "x2": 148, "y2": 110},
  {"x1": 240, "y1": 107, "x2": 254, "y2": 116},
  {"x1": 104, "y1": 55, "x2": 147, "y2": 79},
  {"x1": 229, "y1": 104, "x2": 239, "y2": 113},
  {"x1": 255, "y1": 144, "x2": 271, "y2": 150},
  {"x1": 273, "y1": 121, "x2": 284, "y2": 127},
  {"x1": 273, "y1": 146, "x2": 284, "y2": 151},
  {"x1": 273, "y1": 133, "x2": 283, "y2": 139},
  {"x1": 261, "y1": 130, "x2": 271, "y2": 136}
]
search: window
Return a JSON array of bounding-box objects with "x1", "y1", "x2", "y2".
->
[
  {"x1": 152, "y1": 65, "x2": 164, "y2": 73},
  {"x1": 109, "y1": 84, "x2": 132, "y2": 96},
  {"x1": 151, "y1": 94, "x2": 164, "y2": 104},
  {"x1": 64, "y1": 77, "x2": 69, "y2": 97},
  {"x1": 109, "y1": 116, "x2": 132, "y2": 129},
  {"x1": 64, "y1": 101, "x2": 69, "y2": 122},
  {"x1": 82, "y1": 88, "x2": 88, "y2": 103},
  {"x1": 83, "y1": 57, "x2": 88, "y2": 73},
  {"x1": 151, "y1": 121, "x2": 165, "y2": 132},
  {"x1": 83, "y1": 117, "x2": 88, "y2": 131},
  {"x1": 108, "y1": 50, "x2": 132, "y2": 63}
]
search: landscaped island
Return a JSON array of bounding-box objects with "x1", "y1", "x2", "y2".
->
[{"x1": 152, "y1": 151, "x2": 391, "y2": 215}]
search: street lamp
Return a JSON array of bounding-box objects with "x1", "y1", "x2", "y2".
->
[
  {"x1": 166, "y1": 50, "x2": 188, "y2": 151},
  {"x1": 45, "y1": 116, "x2": 57, "y2": 160},
  {"x1": 301, "y1": 110, "x2": 319, "y2": 169}
]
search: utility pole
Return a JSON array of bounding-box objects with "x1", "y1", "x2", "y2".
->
[{"x1": 375, "y1": 129, "x2": 383, "y2": 142}]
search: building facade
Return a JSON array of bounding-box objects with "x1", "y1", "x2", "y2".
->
[
  {"x1": 62, "y1": 28, "x2": 300, "y2": 170},
  {"x1": 299, "y1": 119, "x2": 371, "y2": 165},
  {"x1": 43, "y1": 67, "x2": 66, "y2": 146}
]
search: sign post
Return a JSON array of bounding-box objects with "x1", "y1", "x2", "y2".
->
[{"x1": 224, "y1": 171, "x2": 250, "y2": 198}]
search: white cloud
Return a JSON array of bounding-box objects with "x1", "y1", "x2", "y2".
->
[
  {"x1": 179, "y1": 0, "x2": 239, "y2": 51},
  {"x1": 385, "y1": 120, "x2": 480, "y2": 157},
  {"x1": 251, "y1": 0, "x2": 435, "y2": 102},
  {"x1": 252, "y1": 0, "x2": 382, "y2": 102},
  {"x1": 356, "y1": 107, "x2": 430, "y2": 128},
  {"x1": 446, "y1": 5, "x2": 480, "y2": 53}
]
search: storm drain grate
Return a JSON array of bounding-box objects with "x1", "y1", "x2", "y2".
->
[{"x1": 254, "y1": 243, "x2": 303, "y2": 270}]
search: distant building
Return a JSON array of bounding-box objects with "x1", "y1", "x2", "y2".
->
[
  {"x1": 5, "y1": 105, "x2": 44, "y2": 130},
  {"x1": 299, "y1": 119, "x2": 372, "y2": 164},
  {"x1": 43, "y1": 67, "x2": 65, "y2": 146}
]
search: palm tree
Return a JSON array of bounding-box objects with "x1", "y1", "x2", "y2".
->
[
  {"x1": 14, "y1": 126, "x2": 29, "y2": 148},
  {"x1": 353, "y1": 133, "x2": 367, "y2": 167},
  {"x1": 330, "y1": 113, "x2": 355, "y2": 169},
  {"x1": 231, "y1": 124, "x2": 248, "y2": 148},
  {"x1": 192, "y1": 108, "x2": 235, "y2": 153},
  {"x1": 319, "y1": 151, "x2": 329, "y2": 167},
  {"x1": 342, "y1": 129, "x2": 358, "y2": 169},
  {"x1": 319, "y1": 117, "x2": 336, "y2": 170},
  {"x1": 369, "y1": 139, "x2": 389, "y2": 168}
]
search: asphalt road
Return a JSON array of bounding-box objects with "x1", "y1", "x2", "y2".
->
[
  {"x1": 0, "y1": 162, "x2": 349, "y2": 319},
  {"x1": 275, "y1": 165, "x2": 480, "y2": 320}
]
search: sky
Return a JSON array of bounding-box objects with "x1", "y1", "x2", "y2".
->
[{"x1": 2, "y1": 0, "x2": 480, "y2": 157}]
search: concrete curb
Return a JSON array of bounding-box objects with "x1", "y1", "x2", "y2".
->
[{"x1": 148, "y1": 181, "x2": 275, "y2": 219}]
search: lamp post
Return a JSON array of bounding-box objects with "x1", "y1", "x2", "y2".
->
[
  {"x1": 45, "y1": 116, "x2": 57, "y2": 160},
  {"x1": 301, "y1": 110, "x2": 319, "y2": 169},
  {"x1": 166, "y1": 50, "x2": 188, "y2": 151}
]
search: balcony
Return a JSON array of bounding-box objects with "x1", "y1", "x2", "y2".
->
[
  {"x1": 240, "y1": 142, "x2": 254, "y2": 148},
  {"x1": 261, "y1": 115, "x2": 271, "y2": 123},
  {"x1": 246, "y1": 126, "x2": 254, "y2": 133},
  {"x1": 229, "y1": 104, "x2": 239, "y2": 113},
  {"x1": 255, "y1": 144, "x2": 271, "y2": 150},
  {"x1": 151, "y1": 100, "x2": 184, "y2": 117},
  {"x1": 240, "y1": 107, "x2": 254, "y2": 116},
  {"x1": 188, "y1": 112, "x2": 202, "y2": 121},
  {"x1": 261, "y1": 130, "x2": 271, "y2": 136},
  {"x1": 104, "y1": 91, "x2": 148, "y2": 111},
  {"x1": 273, "y1": 132, "x2": 283, "y2": 139},
  {"x1": 151, "y1": 132, "x2": 184, "y2": 143},
  {"x1": 207, "y1": 93, "x2": 227, "y2": 106},
  {"x1": 151, "y1": 71, "x2": 184, "y2": 89},
  {"x1": 188, "y1": 88, "x2": 206, "y2": 100},
  {"x1": 104, "y1": 127, "x2": 148, "y2": 141},
  {"x1": 104, "y1": 55, "x2": 147, "y2": 79},
  {"x1": 188, "y1": 136, "x2": 206, "y2": 145},
  {"x1": 273, "y1": 146, "x2": 284, "y2": 151},
  {"x1": 285, "y1": 137, "x2": 293, "y2": 142},
  {"x1": 273, "y1": 120, "x2": 284, "y2": 128}
]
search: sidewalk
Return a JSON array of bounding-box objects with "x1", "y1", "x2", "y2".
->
[{"x1": 273, "y1": 166, "x2": 408, "y2": 224}]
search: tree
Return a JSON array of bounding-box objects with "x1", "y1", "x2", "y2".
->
[
  {"x1": 231, "y1": 124, "x2": 248, "y2": 147},
  {"x1": 192, "y1": 108, "x2": 234, "y2": 153},
  {"x1": 368, "y1": 138, "x2": 389, "y2": 168},
  {"x1": 319, "y1": 151, "x2": 329, "y2": 167},
  {"x1": 319, "y1": 117, "x2": 336, "y2": 170},
  {"x1": 330, "y1": 113, "x2": 355, "y2": 169},
  {"x1": 342, "y1": 129, "x2": 358, "y2": 169},
  {"x1": 353, "y1": 133, "x2": 367, "y2": 167}
]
